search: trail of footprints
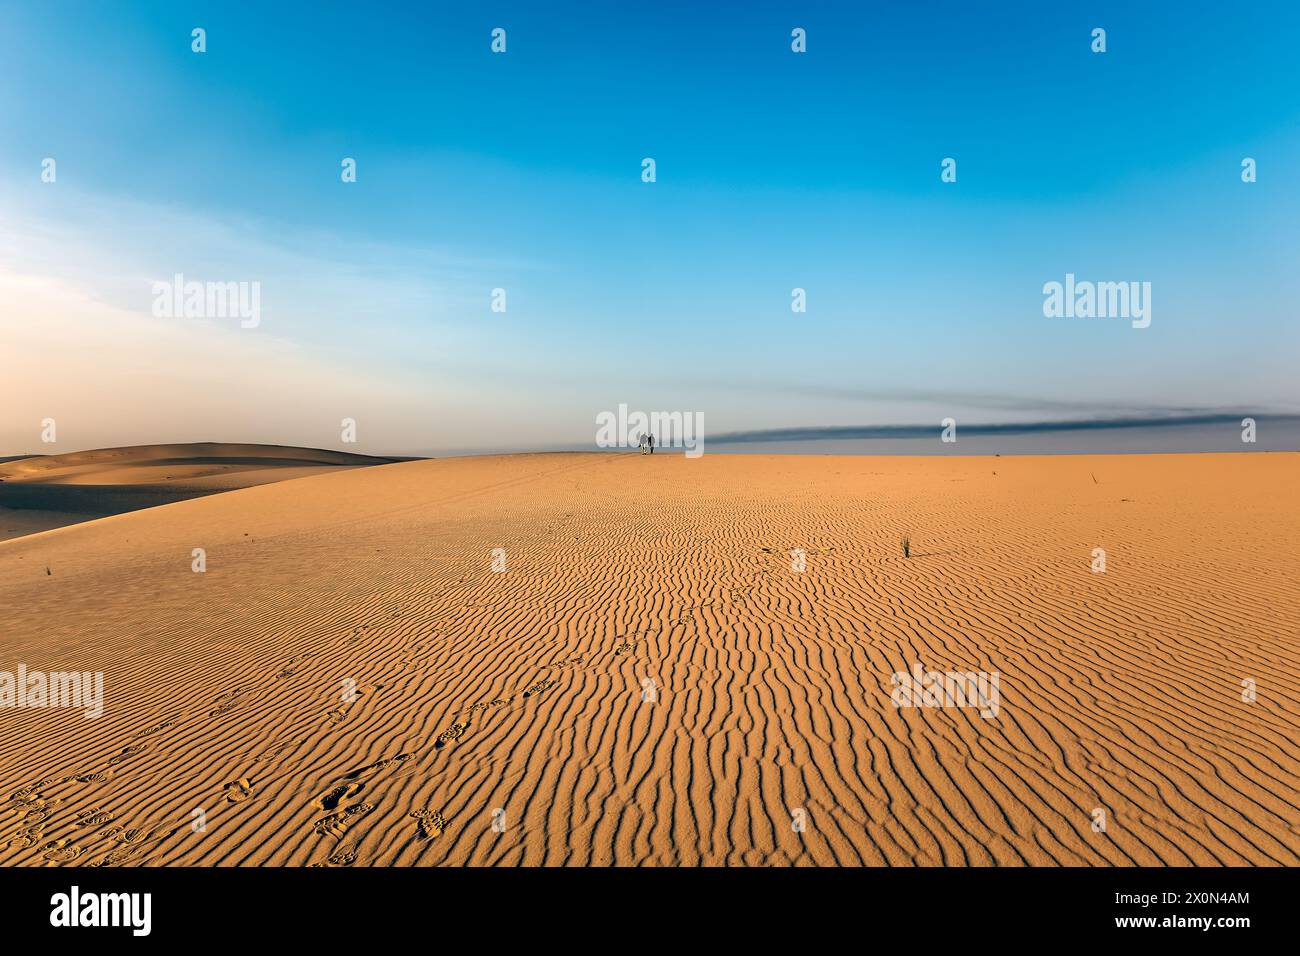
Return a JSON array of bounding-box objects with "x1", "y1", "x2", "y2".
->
[
  {"x1": 7, "y1": 619, "x2": 429, "y2": 865},
  {"x1": 3, "y1": 771, "x2": 184, "y2": 866},
  {"x1": 7, "y1": 554, "x2": 810, "y2": 866},
  {"x1": 1, "y1": 649, "x2": 324, "y2": 864},
  {"x1": 4, "y1": 625, "x2": 398, "y2": 864},
  {"x1": 305, "y1": 752, "x2": 420, "y2": 851},
  {"x1": 386, "y1": 564, "x2": 792, "y2": 856}
]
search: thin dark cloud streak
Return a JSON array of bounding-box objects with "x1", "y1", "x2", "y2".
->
[
  {"x1": 711, "y1": 413, "x2": 1300, "y2": 444},
  {"x1": 693, "y1": 379, "x2": 1243, "y2": 416}
]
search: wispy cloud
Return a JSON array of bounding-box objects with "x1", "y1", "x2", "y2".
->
[
  {"x1": 711, "y1": 413, "x2": 1300, "y2": 444},
  {"x1": 0, "y1": 183, "x2": 528, "y2": 355},
  {"x1": 687, "y1": 379, "x2": 1251, "y2": 418}
]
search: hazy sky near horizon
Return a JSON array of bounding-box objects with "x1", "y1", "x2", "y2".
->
[{"x1": 2, "y1": 1, "x2": 1298, "y2": 456}]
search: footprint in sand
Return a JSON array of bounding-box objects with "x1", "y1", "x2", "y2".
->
[
  {"x1": 95, "y1": 823, "x2": 172, "y2": 850},
  {"x1": 371, "y1": 753, "x2": 411, "y2": 773},
  {"x1": 328, "y1": 844, "x2": 359, "y2": 865},
  {"x1": 109, "y1": 825, "x2": 161, "y2": 847},
  {"x1": 309, "y1": 757, "x2": 415, "y2": 830},
  {"x1": 41, "y1": 839, "x2": 82, "y2": 863},
  {"x1": 434, "y1": 723, "x2": 469, "y2": 749},
  {"x1": 313, "y1": 803, "x2": 375, "y2": 839},
  {"x1": 8, "y1": 785, "x2": 40, "y2": 805},
  {"x1": 88, "y1": 844, "x2": 142, "y2": 867},
  {"x1": 75, "y1": 807, "x2": 114, "y2": 828},
  {"x1": 7, "y1": 823, "x2": 44, "y2": 849},
  {"x1": 253, "y1": 741, "x2": 297, "y2": 763},
  {"x1": 311, "y1": 812, "x2": 350, "y2": 838},
  {"x1": 614, "y1": 627, "x2": 658, "y2": 653},
  {"x1": 134, "y1": 717, "x2": 178, "y2": 739},
  {"x1": 457, "y1": 698, "x2": 511, "y2": 717},
  {"x1": 33, "y1": 774, "x2": 75, "y2": 789},
  {"x1": 223, "y1": 778, "x2": 254, "y2": 802},
  {"x1": 9, "y1": 794, "x2": 49, "y2": 818},
  {"x1": 411, "y1": 809, "x2": 447, "y2": 840},
  {"x1": 107, "y1": 744, "x2": 149, "y2": 767},
  {"x1": 521, "y1": 679, "x2": 556, "y2": 699},
  {"x1": 310, "y1": 843, "x2": 359, "y2": 867},
  {"x1": 312, "y1": 782, "x2": 363, "y2": 811},
  {"x1": 276, "y1": 654, "x2": 313, "y2": 679},
  {"x1": 209, "y1": 687, "x2": 255, "y2": 717}
]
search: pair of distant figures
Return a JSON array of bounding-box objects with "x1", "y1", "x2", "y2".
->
[{"x1": 637, "y1": 433, "x2": 656, "y2": 455}]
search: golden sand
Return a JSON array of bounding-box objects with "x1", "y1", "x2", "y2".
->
[{"x1": 1, "y1": 451, "x2": 1296, "y2": 865}]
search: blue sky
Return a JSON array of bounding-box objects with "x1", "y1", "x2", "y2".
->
[{"x1": 1, "y1": 0, "x2": 1297, "y2": 455}]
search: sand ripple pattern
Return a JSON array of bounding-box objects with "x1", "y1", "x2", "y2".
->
[{"x1": 0, "y1": 452, "x2": 1296, "y2": 866}]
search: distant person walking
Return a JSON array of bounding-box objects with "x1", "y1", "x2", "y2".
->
[
  {"x1": 637, "y1": 433, "x2": 647, "y2": 455},
  {"x1": 647, "y1": 432, "x2": 655, "y2": 455}
]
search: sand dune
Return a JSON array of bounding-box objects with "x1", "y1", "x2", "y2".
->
[
  {"x1": 0, "y1": 451, "x2": 1297, "y2": 866},
  {"x1": 0, "y1": 443, "x2": 399, "y2": 541}
]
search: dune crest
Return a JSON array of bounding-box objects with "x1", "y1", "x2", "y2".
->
[{"x1": 0, "y1": 442, "x2": 400, "y2": 541}]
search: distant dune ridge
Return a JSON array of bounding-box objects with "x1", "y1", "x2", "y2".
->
[
  {"x1": 0, "y1": 443, "x2": 399, "y2": 541},
  {"x1": 0, "y1": 451, "x2": 1297, "y2": 866}
]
